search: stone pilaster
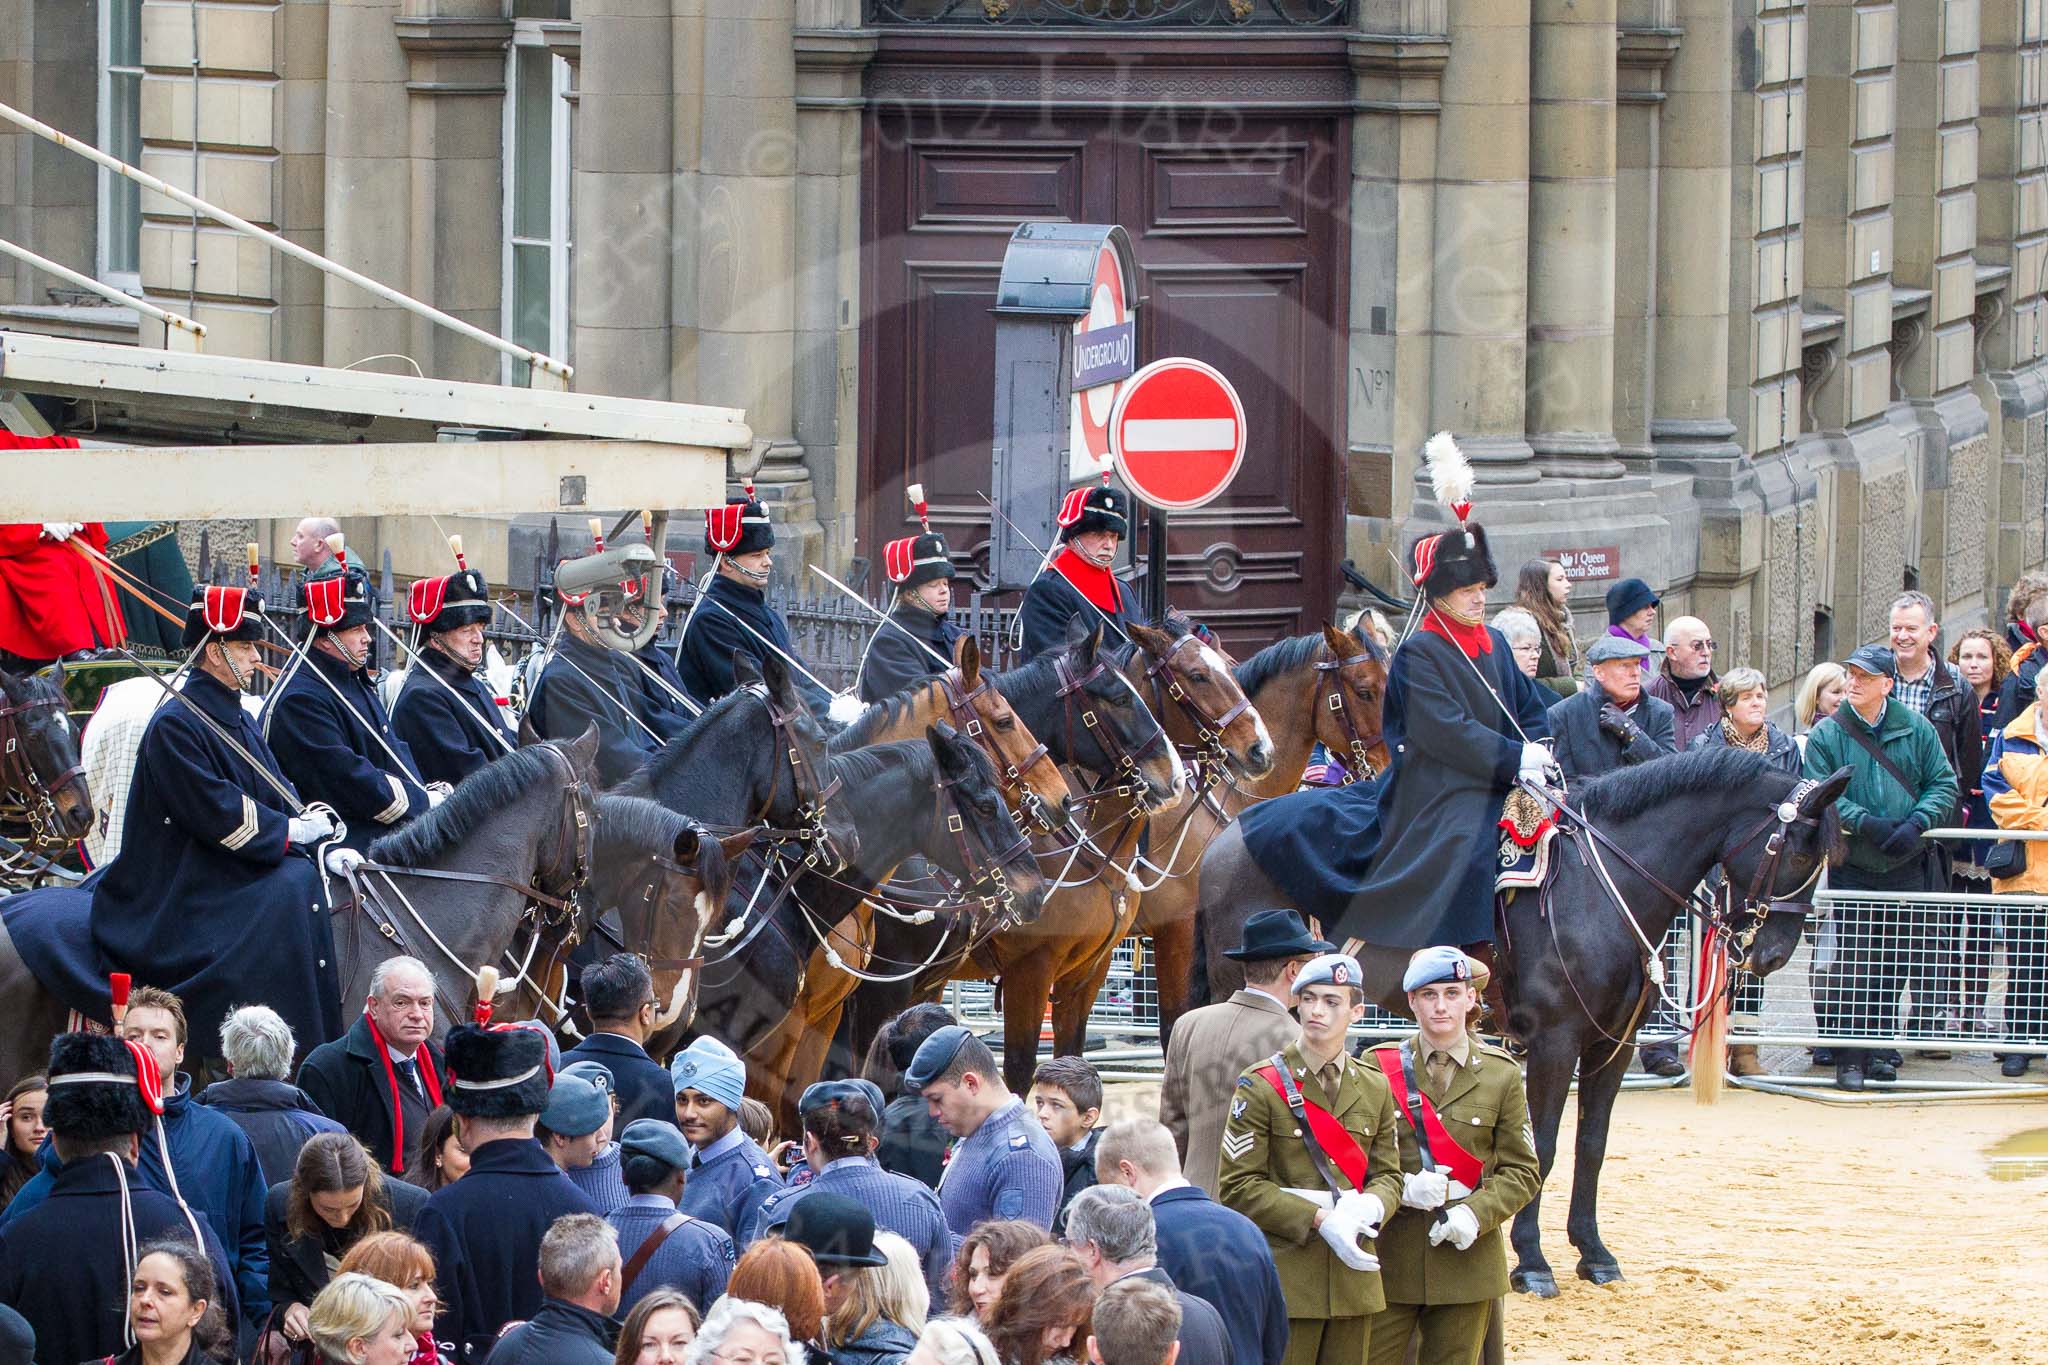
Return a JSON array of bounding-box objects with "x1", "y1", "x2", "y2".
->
[
  {"x1": 0, "y1": 1, "x2": 97, "y2": 303},
  {"x1": 1613, "y1": 3, "x2": 1678, "y2": 463},
  {"x1": 1526, "y1": 0, "x2": 1621, "y2": 476},
  {"x1": 322, "y1": 0, "x2": 412, "y2": 368},
  {"x1": 277, "y1": 0, "x2": 329, "y2": 367}
]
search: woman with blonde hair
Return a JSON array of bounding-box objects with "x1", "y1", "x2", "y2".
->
[
  {"x1": 979, "y1": 1247, "x2": 1095, "y2": 1365},
  {"x1": 823, "y1": 1231, "x2": 927, "y2": 1365},
  {"x1": 1515, "y1": 558, "x2": 1582, "y2": 695},
  {"x1": 1794, "y1": 662, "x2": 1848, "y2": 741},
  {"x1": 335, "y1": 1232, "x2": 443, "y2": 1365},
  {"x1": 305, "y1": 1273, "x2": 417, "y2": 1365}
]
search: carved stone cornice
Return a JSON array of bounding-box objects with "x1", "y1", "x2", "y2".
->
[
  {"x1": 1347, "y1": 31, "x2": 1449, "y2": 113},
  {"x1": 394, "y1": 15, "x2": 514, "y2": 96}
]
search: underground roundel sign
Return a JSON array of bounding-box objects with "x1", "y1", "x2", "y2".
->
[{"x1": 1108, "y1": 357, "x2": 1247, "y2": 512}]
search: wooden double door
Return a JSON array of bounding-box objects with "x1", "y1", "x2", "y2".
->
[{"x1": 859, "y1": 53, "x2": 1350, "y2": 651}]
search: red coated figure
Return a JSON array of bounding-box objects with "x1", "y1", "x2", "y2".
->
[{"x1": 0, "y1": 432, "x2": 126, "y2": 668}]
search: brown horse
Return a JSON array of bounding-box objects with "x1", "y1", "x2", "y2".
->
[
  {"x1": 1139, "y1": 622, "x2": 1391, "y2": 1044},
  {"x1": 0, "y1": 665, "x2": 93, "y2": 874}
]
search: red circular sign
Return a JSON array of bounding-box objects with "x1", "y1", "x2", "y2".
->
[
  {"x1": 1073, "y1": 243, "x2": 1131, "y2": 468},
  {"x1": 1108, "y1": 357, "x2": 1246, "y2": 511}
]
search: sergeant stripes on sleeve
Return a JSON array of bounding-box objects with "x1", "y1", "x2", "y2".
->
[
  {"x1": 219, "y1": 794, "x2": 260, "y2": 850},
  {"x1": 374, "y1": 774, "x2": 409, "y2": 824}
]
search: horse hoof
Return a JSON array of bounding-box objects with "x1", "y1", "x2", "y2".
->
[
  {"x1": 1576, "y1": 1262, "x2": 1624, "y2": 1286},
  {"x1": 1510, "y1": 1270, "x2": 1559, "y2": 1299}
]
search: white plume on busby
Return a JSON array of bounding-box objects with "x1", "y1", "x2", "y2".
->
[{"x1": 1424, "y1": 430, "x2": 1474, "y2": 526}]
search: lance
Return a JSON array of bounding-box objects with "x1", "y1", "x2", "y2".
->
[{"x1": 807, "y1": 563, "x2": 955, "y2": 672}]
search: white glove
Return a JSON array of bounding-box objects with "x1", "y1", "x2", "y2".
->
[
  {"x1": 1316, "y1": 1211, "x2": 1380, "y2": 1273},
  {"x1": 1428, "y1": 1204, "x2": 1480, "y2": 1252},
  {"x1": 1517, "y1": 742, "x2": 1553, "y2": 784},
  {"x1": 1401, "y1": 1169, "x2": 1450, "y2": 1211},
  {"x1": 828, "y1": 692, "x2": 868, "y2": 727},
  {"x1": 424, "y1": 786, "x2": 448, "y2": 809},
  {"x1": 287, "y1": 811, "x2": 336, "y2": 846},
  {"x1": 1335, "y1": 1189, "x2": 1386, "y2": 1239},
  {"x1": 39, "y1": 522, "x2": 81, "y2": 542},
  {"x1": 323, "y1": 845, "x2": 365, "y2": 878}
]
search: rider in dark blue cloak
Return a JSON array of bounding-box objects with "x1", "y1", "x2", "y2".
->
[
  {"x1": 674, "y1": 484, "x2": 836, "y2": 720},
  {"x1": 391, "y1": 566, "x2": 516, "y2": 787},
  {"x1": 1017, "y1": 483, "x2": 1141, "y2": 661},
  {"x1": 858, "y1": 488, "x2": 965, "y2": 703}
]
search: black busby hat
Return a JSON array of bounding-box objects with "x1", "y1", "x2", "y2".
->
[
  {"x1": 407, "y1": 568, "x2": 492, "y2": 634},
  {"x1": 1408, "y1": 522, "x2": 1497, "y2": 600},
  {"x1": 705, "y1": 481, "x2": 774, "y2": 559},
  {"x1": 301, "y1": 564, "x2": 376, "y2": 633},
  {"x1": 44, "y1": 1032, "x2": 157, "y2": 1142},
  {"x1": 444, "y1": 1022, "x2": 553, "y2": 1119},
  {"x1": 181, "y1": 585, "x2": 268, "y2": 651},
  {"x1": 884, "y1": 532, "x2": 956, "y2": 593},
  {"x1": 1056, "y1": 483, "x2": 1131, "y2": 543}
]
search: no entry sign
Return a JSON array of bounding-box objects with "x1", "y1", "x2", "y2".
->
[
  {"x1": 1108, "y1": 357, "x2": 1247, "y2": 511},
  {"x1": 1067, "y1": 240, "x2": 1135, "y2": 481}
]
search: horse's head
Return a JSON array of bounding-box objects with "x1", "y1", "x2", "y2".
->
[
  {"x1": 0, "y1": 664, "x2": 91, "y2": 844},
  {"x1": 1127, "y1": 619, "x2": 1274, "y2": 781},
  {"x1": 948, "y1": 634, "x2": 1076, "y2": 838},
  {"x1": 925, "y1": 721, "x2": 1047, "y2": 924},
  {"x1": 740, "y1": 651, "x2": 862, "y2": 866},
  {"x1": 1717, "y1": 764, "x2": 1851, "y2": 976},
  {"x1": 538, "y1": 727, "x2": 601, "y2": 907},
  {"x1": 1313, "y1": 623, "x2": 1391, "y2": 779},
  {"x1": 1053, "y1": 619, "x2": 1183, "y2": 814}
]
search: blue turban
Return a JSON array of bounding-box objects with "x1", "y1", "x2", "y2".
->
[{"x1": 670, "y1": 1035, "x2": 746, "y2": 1112}]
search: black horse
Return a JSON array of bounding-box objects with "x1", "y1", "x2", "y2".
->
[
  {"x1": 1196, "y1": 747, "x2": 1848, "y2": 1297},
  {"x1": 0, "y1": 665, "x2": 92, "y2": 870}
]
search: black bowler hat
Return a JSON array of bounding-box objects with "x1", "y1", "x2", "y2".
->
[
  {"x1": 784, "y1": 1192, "x2": 888, "y2": 1267},
  {"x1": 1223, "y1": 909, "x2": 1336, "y2": 962}
]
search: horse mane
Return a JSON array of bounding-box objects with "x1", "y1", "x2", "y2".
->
[
  {"x1": 825, "y1": 738, "x2": 936, "y2": 790},
  {"x1": 593, "y1": 792, "x2": 693, "y2": 858},
  {"x1": 829, "y1": 684, "x2": 932, "y2": 753},
  {"x1": 1575, "y1": 747, "x2": 1785, "y2": 822},
  {"x1": 1233, "y1": 633, "x2": 1324, "y2": 695},
  {"x1": 614, "y1": 688, "x2": 757, "y2": 797},
  {"x1": 368, "y1": 744, "x2": 560, "y2": 866}
]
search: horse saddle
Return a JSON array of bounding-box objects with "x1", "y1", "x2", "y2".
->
[{"x1": 1495, "y1": 786, "x2": 1558, "y2": 898}]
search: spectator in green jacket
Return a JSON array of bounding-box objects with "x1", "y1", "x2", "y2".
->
[{"x1": 1801, "y1": 644, "x2": 1959, "y2": 1091}]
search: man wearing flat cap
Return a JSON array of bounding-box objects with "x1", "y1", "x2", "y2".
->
[
  {"x1": 1803, "y1": 643, "x2": 1958, "y2": 1090},
  {"x1": 670, "y1": 1036, "x2": 780, "y2": 1238},
  {"x1": 909, "y1": 1024, "x2": 1063, "y2": 1239},
  {"x1": 1218, "y1": 954, "x2": 1404, "y2": 1365},
  {"x1": 743, "y1": 1079, "x2": 952, "y2": 1297},
  {"x1": 1544, "y1": 634, "x2": 1675, "y2": 783},
  {"x1": 608, "y1": 1118, "x2": 735, "y2": 1314},
  {"x1": 1360, "y1": 949, "x2": 1539, "y2": 1365},
  {"x1": 415, "y1": 1021, "x2": 601, "y2": 1360},
  {"x1": 1162, "y1": 908, "x2": 1333, "y2": 1196}
]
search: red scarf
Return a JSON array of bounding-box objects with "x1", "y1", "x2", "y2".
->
[
  {"x1": 1052, "y1": 548, "x2": 1125, "y2": 616},
  {"x1": 1421, "y1": 608, "x2": 1493, "y2": 659},
  {"x1": 366, "y1": 1013, "x2": 444, "y2": 1174}
]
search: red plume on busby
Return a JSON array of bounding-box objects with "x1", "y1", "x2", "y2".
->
[
  {"x1": 246, "y1": 542, "x2": 261, "y2": 587},
  {"x1": 907, "y1": 482, "x2": 931, "y2": 534},
  {"x1": 588, "y1": 517, "x2": 607, "y2": 554}
]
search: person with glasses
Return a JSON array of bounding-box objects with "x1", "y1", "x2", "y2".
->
[{"x1": 1645, "y1": 615, "x2": 1722, "y2": 751}]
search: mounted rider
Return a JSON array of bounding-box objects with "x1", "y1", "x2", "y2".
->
[
  {"x1": 674, "y1": 481, "x2": 838, "y2": 721},
  {"x1": 858, "y1": 483, "x2": 965, "y2": 704},
  {"x1": 91, "y1": 586, "x2": 347, "y2": 1062},
  {"x1": 263, "y1": 548, "x2": 437, "y2": 851},
  {"x1": 391, "y1": 551, "x2": 516, "y2": 787},
  {"x1": 1018, "y1": 481, "x2": 1141, "y2": 660},
  {"x1": 528, "y1": 538, "x2": 691, "y2": 787}
]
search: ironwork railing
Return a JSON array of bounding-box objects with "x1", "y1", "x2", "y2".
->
[{"x1": 867, "y1": 0, "x2": 1351, "y2": 27}]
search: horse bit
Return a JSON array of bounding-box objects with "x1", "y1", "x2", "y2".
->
[
  {"x1": 937, "y1": 668, "x2": 1066, "y2": 838},
  {"x1": 1053, "y1": 652, "x2": 1172, "y2": 824}
]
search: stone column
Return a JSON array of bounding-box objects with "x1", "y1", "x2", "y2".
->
[
  {"x1": 1612, "y1": 4, "x2": 1678, "y2": 463},
  {"x1": 0, "y1": 1, "x2": 96, "y2": 302},
  {"x1": 1525, "y1": 0, "x2": 1622, "y2": 477},
  {"x1": 277, "y1": 0, "x2": 329, "y2": 367},
  {"x1": 322, "y1": 0, "x2": 411, "y2": 368},
  {"x1": 1427, "y1": 0, "x2": 1536, "y2": 486}
]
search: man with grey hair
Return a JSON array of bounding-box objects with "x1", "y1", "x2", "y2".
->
[
  {"x1": 296, "y1": 955, "x2": 446, "y2": 1174},
  {"x1": 1096, "y1": 1120, "x2": 1284, "y2": 1365},
  {"x1": 290, "y1": 517, "x2": 342, "y2": 579},
  {"x1": 199, "y1": 1004, "x2": 345, "y2": 1184},
  {"x1": 1063, "y1": 1186, "x2": 1232, "y2": 1365},
  {"x1": 482, "y1": 1213, "x2": 622, "y2": 1365},
  {"x1": 1645, "y1": 614, "x2": 1722, "y2": 750}
]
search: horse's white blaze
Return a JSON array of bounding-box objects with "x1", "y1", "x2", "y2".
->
[{"x1": 653, "y1": 970, "x2": 693, "y2": 1030}]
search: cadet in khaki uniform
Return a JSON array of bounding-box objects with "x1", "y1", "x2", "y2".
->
[
  {"x1": 1359, "y1": 947, "x2": 1541, "y2": 1365},
  {"x1": 1217, "y1": 953, "x2": 1405, "y2": 1365}
]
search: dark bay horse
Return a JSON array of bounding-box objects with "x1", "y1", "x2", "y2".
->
[
  {"x1": 1195, "y1": 747, "x2": 1847, "y2": 1296},
  {"x1": 0, "y1": 665, "x2": 92, "y2": 876},
  {"x1": 1138, "y1": 623, "x2": 1390, "y2": 1046}
]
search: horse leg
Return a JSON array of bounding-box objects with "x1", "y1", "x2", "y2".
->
[
  {"x1": 1508, "y1": 1030, "x2": 1579, "y2": 1299},
  {"x1": 1566, "y1": 1032, "x2": 1635, "y2": 1285},
  {"x1": 1140, "y1": 881, "x2": 1195, "y2": 1051},
  {"x1": 0, "y1": 918, "x2": 67, "y2": 1087},
  {"x1": 997, "y1": 951, "x2": 1057, "y2": 1093}
]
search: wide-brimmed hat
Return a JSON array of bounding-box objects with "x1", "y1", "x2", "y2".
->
[
  {"x1": 1223, "y1": 908, "x2": 1336, "y2": 962},
  {"x1": 784, "y1": 1192, "x2": 888, "y2": 1267}
]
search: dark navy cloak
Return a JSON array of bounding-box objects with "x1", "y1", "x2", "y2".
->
[
  {"x1": 263, "y1": 648, "x2": 430, "y2": 851},
  {"x1": 673, "y1": 575, "x2": 832, "y2": 718},
  {"x1": 529, "y1": 633, "x2": 687, "y2": 789},
  {"x1": 390, "y1": 647, "x2": 516, "y2": 787},
  {"x1": 858, "y1": 603, "x2": 964, "y2": 704}
]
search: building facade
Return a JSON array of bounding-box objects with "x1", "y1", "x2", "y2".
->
[{"x1": 1, "y1": 0, "x2": 2043, "y2": 690}]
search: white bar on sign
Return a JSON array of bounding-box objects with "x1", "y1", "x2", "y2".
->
[{"x1": 1120, "y1": 418, "x2": 1236, "y2": 452}]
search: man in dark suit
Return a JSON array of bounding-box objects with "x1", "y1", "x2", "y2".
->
[
  {"x1": 1065, "y1": 1185, "x2": 1233, "y2": 1365},
  {"x1": 563, "y1": 954, "x2": 681, "y2": 1127},
  {"x1": 297, "y1": 956, "x2": 446, "y2": 1176},
  {"x1": 1543, "y1": 633, "x2": 1675, "y2": 782},
  {"x1": 1097, "y1": 1118, "x2": 1287, "y2": 1365}
]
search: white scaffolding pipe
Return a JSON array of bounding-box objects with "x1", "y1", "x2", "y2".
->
[
  {"x1": 0, "y1": 99, "x2": 571, "y2": 386},
  {"x1": 0, "y1": 236, "x2": 206, "y2": 347}
]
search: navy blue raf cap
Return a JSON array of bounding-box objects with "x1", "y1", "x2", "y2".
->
[
  {"x1": 618, "y1": 1118, "x2": 692, "y2": 1172},
  {"x1": 799, "y1": 1078, "x2": 886, "y2": 1117},
  {"x1": 538, "y1": 1073, "x2": 609, "y2": 1139},
  {"x1": 1844, "y1": 643, "x2": 1895, "y2": 676},
  {"x1": 904, "y1": 1023, "x2": 973, "y2": 1092}
]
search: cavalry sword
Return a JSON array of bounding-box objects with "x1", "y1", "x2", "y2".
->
[
  {"x1": 489, "y1": 596, "x2": 671, "y2": 747},
  {"x1": 806, "y1": 564, "x2": 956, "y2": 672}
]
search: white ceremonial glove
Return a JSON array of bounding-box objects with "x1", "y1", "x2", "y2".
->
[
  {"x1": 1317, "y1": 1212, "x2": 1380, "y2": 1273},
  {"x1": 424, "y1": 786, "x2": 448, "y2": 809},
  {"x1": 1428, "y1": 1204, "x2": 1481, "y2": 1252},
  {"x1": 1517, "y1": 742, "x2": 1553, "y2": 784},
  {"x1": 287, "y1": 811, "x2": 336, "y2": 846},
  {"x1": 1446, "y1": 1178, "x2": 1475, "y2": 1202},
  {"x1": 1335, "y1": 1189, "x2": 1386, "y2": 1239},
  {"x1": 1401, "y1": 1169, "x2": 1450, "y2": 1211},
  {"x1": 827, "y1": 692, "x2": 868, "y2": 728},
  {"x1": 39, "y1": 522, "x2": 82, "y2": 542},
  {"x1": 323, "y1": 845, "x2": 365, "y2": 878}
]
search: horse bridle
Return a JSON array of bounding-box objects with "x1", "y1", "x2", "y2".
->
[
  {"x1": 925, "y1": 755, "x2": 1035, "y2": 925},
  {"x1": 937, "y1": 669, "x2": 1065, "y2": 836},
  {"x1": 606, "y1": 821, "x2": 717, "y2": 1016},
  {"x1": 1053, "y1": 652, "x2": 1172, "y2": 821},
  {"x1": 1142, "y1": 634, "x2": 1253, "y2": 773},
  {"x1": 1314, "y1": 648, "x2": 1385, "y2": 783},
  {"x1": 754, "y1": 684, "x2": 852, "y2": 870},
  {"x1": 0, "y1": 690, "x2": 86, "y2": 847}
]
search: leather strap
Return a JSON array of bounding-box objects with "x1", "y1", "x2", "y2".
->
[
  {"x1": 1828, "y1": 710, "x2": 1920, "y2": 802},
  {"x1": 1255, "y1": 1055, "x2": 1367, "y2": 1196},
  {"x1": 621, "y1": 1211, "x2": 691, "y2": 1290}
]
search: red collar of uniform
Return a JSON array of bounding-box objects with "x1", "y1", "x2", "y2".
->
[
  {"x1": 1052, "y1": 548, "x2": 1125, "y2": 616},
  {"x1": 1421, "y1": 607, "x2": 1493, "y2": 659}
]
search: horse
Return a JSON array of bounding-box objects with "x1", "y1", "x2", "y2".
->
[
  {"x1": 692, "y1": 724, "x2": 1046, "y2": 1126},
  {"x1": 1195, "y1": 747, "x2": 1848, "y2": 1297},
  {"x1": 1137, "y1": 622, "x2": 1390, "y2": 1046},
  {"x1": 0, "y1": 664, "x2": 93, "y2": 880},
  {"x1": 0, "y1": 731, "x2": 602, "y2": 1084}
]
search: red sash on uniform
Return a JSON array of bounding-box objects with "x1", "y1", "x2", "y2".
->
[
  {"x1": 1255, "y1": 1062, "x2": 1370, "y2": 1192},
  {"x1": 1373, "y1": 1044, "x2": 1485, "y2": 1190}
]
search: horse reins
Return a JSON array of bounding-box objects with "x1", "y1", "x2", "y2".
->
[
  {"x1": 1314, "y1": 648, "x2": 1386, "y2": 782},
  {"x1": 937, "y1": 669, "x2": 1066, "y2": 837},
  {"x1": 0, "y1": 689, "x2": 87, "y2": 848}
]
